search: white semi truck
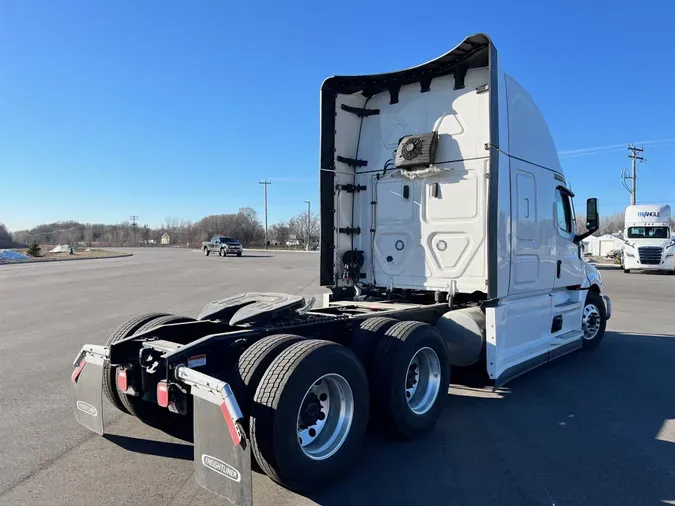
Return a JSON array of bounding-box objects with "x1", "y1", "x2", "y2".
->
[
  {"x1": 621, "y1": 204, "x2": 674, "y2": 274},
  {"x1": 71, "y1": 33, "x2": 611, "y2": 505}
]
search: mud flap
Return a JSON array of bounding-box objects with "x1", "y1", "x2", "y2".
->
[
  {"x1": 193, "y1": 396, "x2": 252, "y2": 505},
  {"x1": 71, "y1": 345, "x2": 108, "y2": 435},
  {"x1": 175, "y1": 365, "x2": 252, "y2": 506}
]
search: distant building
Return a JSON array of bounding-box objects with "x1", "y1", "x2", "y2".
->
[
  {"x1": 582, "y1": 234, "x2": 624, "y2": 257},
  {"x1": 286, "y1": 235, "x2": 300, "y2": 246},
  {"x1": 161, "y1": 233, "x2": 170, "y2": 245}
]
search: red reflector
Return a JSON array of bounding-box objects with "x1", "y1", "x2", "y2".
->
[
  {"x1": 117, "y1": 368, "x2": 128, "y2": 392},
  {"x1": 157, "y1": 382, "x2": 169, "y2": 408},
  {"x1": 220, "y1": 402, "x2": 242, "y2": 446},
  {"x1": 71, "y1": 359, "x2": 86, "y2": 382}
]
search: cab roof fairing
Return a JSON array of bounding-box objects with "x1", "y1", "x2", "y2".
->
[{"x1": 320, "y1": 33, "x2": 492, "y2": 98}]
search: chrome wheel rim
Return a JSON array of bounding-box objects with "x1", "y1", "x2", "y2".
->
[
  {"x1": 582, "y1": 304, "x2": 601, "y2": 340},
  {"x1": 296, "y1": 373, "x2": 354, "y2": 461},
  {"x1": 405, "y1": 347, "x2": 441, "y2": 415}
]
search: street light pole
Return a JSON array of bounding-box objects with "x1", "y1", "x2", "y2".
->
[
  {"x1": 304, "y1": 201, "x2": 311, "y2": 251},
  {"x1": 259, "y1": 180, "x2": 271, "y2": 249}
]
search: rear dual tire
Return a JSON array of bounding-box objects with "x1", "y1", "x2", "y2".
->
[
  {"x1": 349, "y1": 317, "x2": 398, "y2": 374},
  {"x1": 249, "y1": 339, "x2": 369, "y2": 493},
  {"x1": 103, "y1": 312, "x2": 170, "y2": 414},
  {"x1": 115, "y1": 315, "x2": 195, "y2": 420},
  {"x1": 231, "y1": 334, "x2": 306, "y2": 423},
  {"x1": 246, "y1": 326, "x2": 449, "y2": 492},
  {"x1": 371, "y1": 321, "x2": 450, "y2": 438}
]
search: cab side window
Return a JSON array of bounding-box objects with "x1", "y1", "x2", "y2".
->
[{"x1": 555, "y1": 189, "x2": 572, "y2": 234}]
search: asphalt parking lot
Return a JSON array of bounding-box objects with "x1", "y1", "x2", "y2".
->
[{"x1": 0, "y1": 249, "x2": 673, "y2": 505}]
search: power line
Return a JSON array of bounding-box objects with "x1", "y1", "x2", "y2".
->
[
  {"x1": 23, "y1": 225, "x2": 80, "y2": 238},
  {"x1": 559, "y1": 138, "x2": 675, "y2": 158}
]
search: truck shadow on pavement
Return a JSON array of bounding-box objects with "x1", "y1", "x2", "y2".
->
[
  {"x1": 306, "y1": 331, "x2": 675, "y2": 506},
  {"x1": 103, "y1": 434, "x2": 193, "y2": 461}
]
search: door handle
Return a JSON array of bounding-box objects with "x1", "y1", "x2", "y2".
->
[{"x1": 557, "y1": 260, "x2": 562, "y2": 278}]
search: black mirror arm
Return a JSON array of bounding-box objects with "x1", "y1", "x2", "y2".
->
[{"x1": 574, "y1": 228, "x2": 597, "y2": 245}]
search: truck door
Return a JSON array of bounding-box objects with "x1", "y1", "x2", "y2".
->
[{"x1": 553, "y1": 186, "x2": 583, "y2": 288}]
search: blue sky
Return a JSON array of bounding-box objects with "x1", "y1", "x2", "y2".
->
[{"x1": 1, "y1": 0, "x2": 673, "y2": 231}]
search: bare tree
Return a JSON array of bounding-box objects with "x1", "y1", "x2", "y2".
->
[
  {"x1": 575, "y1": 214, "x2": 587, "y2": 235},
  {"x1": 270, "y1": 221, "x2": 291, "y2": 245},
  {"x1": 0, "y1": 223, "x2": 14, "y2": 248},
  {"x1": 68, "y1": 225, "x2": 82, "y2": 247},
  {"x1": 289, "y1": 211, "x2": 320, "y2": 247},
  {"x1": 598, "y1": 212, "x2": 624, "y2": 236},
  {"x1": 197, "y1": 208, "x2": 264, "y2": 246},
  {"x1": 13, "y1": 229, "x2": 28, "y2": 246},
  {"x1": 83, "y1": 226, "x2": 94, "y2": 246},
  {"x1": 183, "y1": 221, "x2": 199, "y2": 247}
]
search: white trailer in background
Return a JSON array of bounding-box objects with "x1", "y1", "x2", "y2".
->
[{"x1": 621, "y1": 204, "x2": 675, "y2": 274}]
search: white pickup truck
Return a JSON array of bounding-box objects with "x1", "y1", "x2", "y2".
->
[{"x1": 202, "y1": 236, "x2": 243, "y2": 257}]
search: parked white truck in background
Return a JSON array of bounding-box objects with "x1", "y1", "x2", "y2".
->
[
  {"x1": 621, "y1": 204, "x2": 674, "y2": 274},
  {"x1": 71, "y1": 33, "x2": 612, "y2": 505}
]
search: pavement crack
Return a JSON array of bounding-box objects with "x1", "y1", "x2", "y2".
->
[
  {"x1": 165, "y1": 470, "x2": 197, "y2": 505},
  {"x1": 294, "y1": 276, "x2": 319, "y2": 295}
]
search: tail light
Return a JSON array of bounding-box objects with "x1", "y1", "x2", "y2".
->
[
  {"x1": 117, "y1": 368, "x2": 128, "y2": 392},
  {"x1": 157, "y1": 381, "x2": 170, "y2": 408}
]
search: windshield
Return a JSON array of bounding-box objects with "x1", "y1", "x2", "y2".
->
[
  {"x1": 627, "y1": 226, "x2": 670, "y2": 239},
  {"x1": 220, "y1": 237, "x2": 238, "y2": 243}
]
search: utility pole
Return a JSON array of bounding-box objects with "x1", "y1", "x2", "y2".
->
[
  {"x1": 304, "y1": 201, "x2": 311, "y2": 251},
  {"x1": 130, "y1": 216, "x2": 139, "y2": 247},
  {"x1": 259, "y1": 180, "x2": 271, "y2": 249},
  {"x1": 621, "y1": 145, "x2": 645, "y2": 205}
]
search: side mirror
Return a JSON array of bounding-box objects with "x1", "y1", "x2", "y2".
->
[
  {"x1": 586, "y1": 198, "x2": 599, "y2": 233},
  {"x1": 574, "y1": 198, "x2": 600, "y2": 244}
]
